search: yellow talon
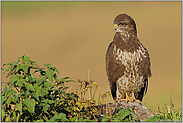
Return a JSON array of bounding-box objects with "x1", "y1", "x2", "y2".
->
[
  {"x1": 131, "y1": 91, "x2": 141, "y2": 104},
  {"x1": 121, "y1": 92, "x2": 131, "y2": 103},
  {"x1": 120, "y1": 91, "x2": 141, "y2": 104}
]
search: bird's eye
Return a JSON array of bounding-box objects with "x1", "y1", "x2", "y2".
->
[{"x1": 118, "y1": 23, "x2": 126, "y2": 26}]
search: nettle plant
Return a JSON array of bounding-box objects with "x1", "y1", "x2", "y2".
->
[{"x1": 1, "y1": 55, "x2": 97, "y2": 122}]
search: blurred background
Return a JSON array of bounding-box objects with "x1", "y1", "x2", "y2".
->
[{"x1": 1, "y1": 1, "x2": 182, "y2": 110}]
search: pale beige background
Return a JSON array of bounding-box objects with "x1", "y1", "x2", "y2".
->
[{"x1": 2, "y1": 1, "x2": 182, "y2": 110}]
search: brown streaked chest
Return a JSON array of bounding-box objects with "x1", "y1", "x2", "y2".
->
[{"x1": 112, "y1": 33, "x2": 148, "y2": 91}]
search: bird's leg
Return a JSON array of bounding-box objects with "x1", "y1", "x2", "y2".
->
[
  {"x1": 131, "y1": 91, "x2": 141, "y2": 104},
  {"x1": 121, "y1": 92, "x2": 131, "y2": 103}
]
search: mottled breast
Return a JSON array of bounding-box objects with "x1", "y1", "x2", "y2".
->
[{"x1": 112, "y1": 33, "x2": 150, "y2": 98}]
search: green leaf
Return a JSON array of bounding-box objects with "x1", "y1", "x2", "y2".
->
[
  {"x1": 83, "y1": 119, "x2": 89, "y2": 122},
  {"x1": 31, "y1": 92, "x2": 39, "y2": 101},
  {"x1": 30, "y1": 61, "x2": 38, "y2": 66},
  {"x1": 1, "y1": 95, "x2": 7, "y2": 104},
  {"x1": 48, "y1": 113, "x2": 67, "y2": 122},
  {"x1": 20, "y1": 63, "x2": 29, "y2": 73},
  {"x1": 5, "y1": 86, "x2": 12, "y2": 92},
  {"x1": 43, "y1": 104, "x2": 50, "y2": 112},
  {"x1": 6, "y1": 98, "x2": 11, "y2": 107},
  {"x1": 15, "y1": 64, "x2": 20, "y2": 71},
  {"x1": 146, "y1": 116, "x2": 156, "y2": 122},
  {"x1": 9, "y1": 90, "x2": 17, "y2": 96},
  {"x1": 25, "y1": 99, "x2": 35, "y2": 113},
  {"x1": 25, "y1": 83, "x2": 35, "y2": 91},
  {"x1": 10, "y1": 75, "x2": 20, "y2": 84},
  {"x1": 12, "y1": 90, "x2": 17, "y2": 93},
  {"x1": 16, "y1": 103, "x2": 22, "y2": 113},
  {"x1": 77, "y1": 117, "x2": 84, "y2": 122},
  {"x1": 22, "y1": 56, "x2": 31, "y2": 64},
  {"x1": 48, "y1": 113, "x2": 59, "y2": 122},
  {"x1": 44, "y1": 64, "x2": 51, "y2": 66},
  {"x1": 8, "y1": 92, "x2": 14, "y2": 96},
  {"x1": 59, "y1": 113, "x2": 68, "y2": 121},
  {"x1": 17, "y1": 79, "x2": 24, "y2": 87},
  {"x1": 53, "y1": 73, "x2": 59, "y2": 82},
  {"x1": 24, "y1": 91, "x2": 31, "y2": 98},
  {"x1": 66, "y1": 79, "x2": 75, "y2": 82},
  {"x1": 34, "y1": 85, "x2": 42, "y2": 97},
  {"x1": 40, "y1": 89, "x2": 48, "y2": 96},
  {"x1": 119, "y1": 109, "x2": 131, "y2": 120},
  {"x1": 2, "y1": 83, "x2": 6, "y2": 87},
  {"x1": 5, "y1": 116, "x2": 11, "y2": 122},
  {"x1": 58, "y1": 98, "x2": 66, "y2": 102},
  {"x1": 35, "y1": 119, "x2": 44, "y2": 122},
  {"x1": 60, "y1": 77, "x2": 70, "y2": 82},
  {"x1": 70, "y1": 116, "x2": 77, "y2": 122},
  {"x1": 43, "y1": 81, "x2": 52, "y2": 87},
  {"x1": 59, "y1": 113, "x2": 66, "y2": 118},
  {"x1": 48, "y1": 66, "x2": 53, "y2": 70},
  {"x1": 7, "y1": 65, "x2": 20, "y2": 77},
  {"x1": 41, "y1": 67, "x2": 45, "y2": 71},
  {"x1": 60, "y1": 78, "x2": 66, "y2": 82},
  {"x1": 15, "y1": 60, "x2": 20, "y2": 65},
  {"x1": 25, "y1": 76, "x2": 30, "y2": 82},
  {"x1": 54, "y1": 67, "x2": 59, "y2": 74},
  {"x1": 1, "y1": 109, "x2": 5, "y2": 117},
  {"x1": 18, "y1": 56, "x2": 23, "y2": 60},
  {"x1": 37, "y1": 78, "x2": 44, "y2": 85},
  {"x1": 46, "y1": 70, "x2": 54, "y2": 82},
  {"x1": 3, "y1": 66, "x2": 10, "y2": 74},
  {"x1": 47, "y1": 99, "x2": 56, "y2": 104},
  {"x1": 7, "y1": 61, "x2": 15, "y2": 65},
  {"x1": 31, "y1": 66, "x2": 40, "y2": 70},
  {"x1": 91, "y1": 119, "x2": 97, "y2": 122},
  {"x1": 102, "y1": 115, "x2": 111, "y2": 122},
  {"x1": 17, "y1": 92, "x2": 25, "y2": 98},
  {"x1": 30, "y1": 74, "x2": 36, "y2": 82}
]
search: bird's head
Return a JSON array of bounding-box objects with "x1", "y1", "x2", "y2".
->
[{"x1": 113, "y1": 14, "x2": 137, "y2": 36}]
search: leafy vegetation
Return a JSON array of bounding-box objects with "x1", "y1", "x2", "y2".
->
[
  {"x1": 146, "y1": 102, "x2": 182, "y2": 122},
  {"x1": 1, "y1": 55, "x2": 182, "y2": 122},
  {"x1": 1, "y1": 55, "x2": 96, "y2": 122},
  {"x1": 101, "y1": 108, "x2": 138, "y2": 122}
]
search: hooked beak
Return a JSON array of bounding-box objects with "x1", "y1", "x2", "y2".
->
[{"x1": 113, "y1": 24, "x2": 119, "y2": 31}]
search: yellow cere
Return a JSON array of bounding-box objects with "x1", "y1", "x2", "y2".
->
[{"x1": 114, "y1": 24, "x2": 118, "y2": 28}]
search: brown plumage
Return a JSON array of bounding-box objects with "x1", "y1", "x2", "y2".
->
[{"x1": 105, "y1": 14, "x2": 151, "y2": 102}]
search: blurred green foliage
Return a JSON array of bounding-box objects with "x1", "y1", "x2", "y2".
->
[
  {"x1": 1, "y1": 55, "x2": 98, "y2": 122},
  {"x1": 146, "y1": 102, "x2": 182, "y2": 122}
]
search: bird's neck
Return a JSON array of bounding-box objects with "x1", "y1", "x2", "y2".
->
[{"x1": 113, "y1": 32, "x2": 140, "y2": 53}]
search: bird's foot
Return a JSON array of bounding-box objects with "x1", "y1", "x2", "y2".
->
[
  {"x1": 120, "y1": 92, "x2": 131, "y2": 103},
  {"x1": 121, "y1": 98, "x2": 131, "y2": 103},
  {"x1": 119, "y1": 92, "x2": 142, "y2": 104},
  {"x1": 130, "y1": 91, "x2": 142, "y2": 104},
  {"x1": 130, "y1": 96, "x2": 141, "y2": 104}
]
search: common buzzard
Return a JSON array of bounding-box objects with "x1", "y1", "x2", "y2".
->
[{"x1": 105, "y1": 14, "x2": 151, "y2": 103}]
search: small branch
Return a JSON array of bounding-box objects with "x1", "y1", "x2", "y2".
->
[
  {"x1": 66, "y1": 86, "x2": 72, "y2": 93},
  {"x1": 92, "y1": 86, "x2": 98, "y2": 100},
  {"x1": 106, "y1": 96, "x2": 112, "y2": 122},
  {"x1": 92, "y1": 113, "x2": 98, "y2": 122},
  {"x1": 98, "y1": 93, "x2": 101, "y2": 105},
  {"x1": 14, "y1": 86, "x2": 20, "y2": 92},
  {"x1": 88, "y1": 69, "x2": 91, "y2": 99}
]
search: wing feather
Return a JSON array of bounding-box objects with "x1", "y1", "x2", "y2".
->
[{"x1": 105, "y1": 41, "x2": 125, "y2": 100}]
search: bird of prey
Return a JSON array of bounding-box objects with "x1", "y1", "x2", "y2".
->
[{"x1": 105, "y1": 14, "x2": 151, "y2": 103}]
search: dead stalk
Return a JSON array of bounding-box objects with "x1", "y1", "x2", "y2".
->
[{"x1": 106, "y1": 96, "x2": 112, "y2": 121}]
